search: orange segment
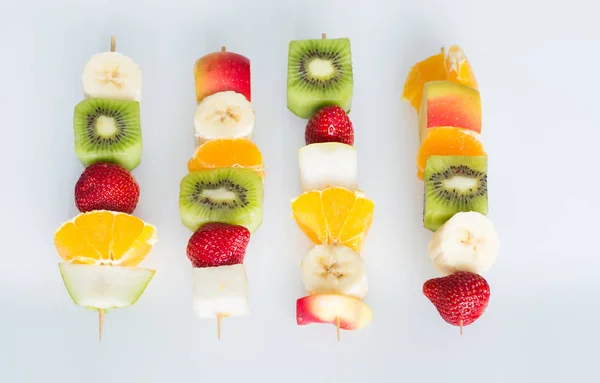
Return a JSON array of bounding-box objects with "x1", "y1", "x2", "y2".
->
[
  {"x1": 74, "y1": 210, "x2": 115, "y2": 261},
  {"x1": 53, "y1": 222, "x2": 102, "y2": 262},
  {"x1": 291, "y1": 187, "x2": 374, "y2": 253},
  {"x1": 187, "y1": 138, "x2": 264, "y2": 179},
  {"x1": 416, "y1": 127, "x2": 486, "y2": 180},
  {"x1": 445, "y1": 45, "x2": 478, "y2": 89},
  {"x1": 402, "y1": 49, "x2": 447, "y2": 112},
  {"x1": 291, "y1": 190, "x2": 328, "y2": 244},
  {"x1": 53, "y1": 210, "x2": 158, "y2": 266},
  {"x1": 403, "y1": 45, "x2": 478, "y2": 112},
  {"x1": 338, "y1": 194, "x2": 375, "y2": 251}
]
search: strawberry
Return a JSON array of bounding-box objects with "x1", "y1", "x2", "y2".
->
[
  {"x1": 422, "y1": 271, "x2": 490, "y2": 329},
  {"x1": 75, "y1": 162, "x2": 140, "y2": 214},
  {"x1": 187, "y1": 223, "x2": 250, "y2": 268},
  {"x1": 305, "y1": 105, "x2": 354, "y2": 145}
]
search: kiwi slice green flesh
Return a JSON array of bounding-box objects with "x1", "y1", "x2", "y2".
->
[
  {"x1": 179, "y1": 168, "x2": 263, "y2": 233},
  {"x1": 287, "y1": 38, "x2": 353, "y2": 119},
  {"x1": 424, "y1": 155, "x2": 488, "y2": 231},
  {"x1": 73, "y1": 98, "x2": 142, "y2": 171}
]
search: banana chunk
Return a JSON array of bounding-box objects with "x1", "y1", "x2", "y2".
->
[
  {"x1": 82, "y1": 52, "x2": 142, "y2": 101},
  {"x1": 301, "y1": 244, "x2": 368, "y2": 299},
  {"x1": 194, "y1": 91, "x2": 255, "y2": 143},
  {"x1": 428, "y1": 211, "x2": 499, "y2": 275}
]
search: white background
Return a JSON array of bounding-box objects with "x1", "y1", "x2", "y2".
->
[{"x1": 1, "y1": 0, "x2": 598, "y2": 382}]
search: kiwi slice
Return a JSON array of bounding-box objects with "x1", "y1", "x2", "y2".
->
[
  {"x1": 179, "y1": 168, "x2": 263, "y2": 233},
  {"x1": 287, "y1": 38, "x2": 353, "y2": 119},
  {"x1": 73, "y1": 98, "x2": 142, "y2": 171},
  {"x1": 424, "y1": 155, "x2": 488, "y2": 231}
]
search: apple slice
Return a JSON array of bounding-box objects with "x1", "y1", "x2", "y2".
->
[
  {"x1": 296, "y1": 294, "x2": 372, "y2": 330},
  {"x1": 418, "y1": 81, "x2": 481, "y2": 142},
  {"x1": 58, "y1": 263, "x2": 155, "y2": 310},
  {"x1": 193, "y1": 49, "x2": 251, "y2": 103}
]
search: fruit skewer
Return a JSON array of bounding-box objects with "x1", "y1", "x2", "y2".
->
[
  {"x1": 53, "y1": 36, "x2": 159, "y2": 340},
  {"x1": 180, "y1": 46, "x2": 264, "y2": 339},
  {"x1": 287, "y1": 33, "x2": 374, "y2": 341},
  {"x1": 402, "y1": 46, "x2": 500, "y2": 334}
]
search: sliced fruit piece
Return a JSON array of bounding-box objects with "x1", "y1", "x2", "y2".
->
[
  {"x1": 296, "y1": 294, "x2": 372, "y2": 330},
  {"x1": 192, "y1": 264, "x2": 249, "y2": 318},
  {"x1": 179, "y1": 168, "x2": 263, "y2": 233},
  {"x1": 59, "y1": 263, "x2": 155, "y2": 309},
  {"x1": 193, "y1": 91, "x2": 255, "y2": 144},
  {"x1": 301, "y1": 245, "x2": 367, "y2": 299},
  {"x1": 416, "y1": 126, "x2": 486, "y2": 180},
  {"x1": 194, "y1": 50, "x2": 251, "y2": 103},
  {"x1": 187, "y1": 138, "x2": 264, "y2": 179},
  {"x1": 287, "y1": 38, "x2": 353, "y2": 118},
  {"x1": 81, "y1": 52, "x2": 143, "y2": 101},
  {"x1": 74, "y1": 162, "x2": 140, "y2": 214},
  {"x1": 429, "y1": 212, "x2": 499, "y2": 275},
  {"x1": 298, "y1": 143, "x2": 358, "y2": 191},
  {"x1": 73, "y1": 98, "x2": 142, "y2": 171},
  {"x1": 187, "y1": 223, "x2": 250, "y2": 268},
  {"x1": 424, "y1": 155, "x2": 488, "y2": 231},
  {"x1": 53, "y1": 210, "x2": 158, "y2": 266},
  {"x1": 305, "y1": 106, "x2": 354, "y2": 145},
  {"x1": 445, "y1": 45, "x2": 478, "y2": 89},
  {"x1": 402, "y1": 45, "x2": 478, "y2": 112},
  {"x1": 419, "y1": 81, "x2": 481, "y2": 142},
  {"x1": 423, "y1": 271, "x2": 490, "y2": 329},
  {"x1": 291, "y1": 187, "x2": 374, "y2": 253}
]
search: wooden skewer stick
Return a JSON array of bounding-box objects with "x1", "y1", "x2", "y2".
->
[
  {"x1": 98, "y1": 309, "x2": 104, "y2": 341},
  {"x1": 110, "y1": 36, "x2": 116, "y2": 52},
  {"x1": 336, "y1": 316, "x2": 341, "y2": 342},
  {"x1": 322, "y1": 33, "x2": 327, "y2": 39},
  {"x1": 217, "y1": 313, "x2": 222, "y2": 340},
  {"x1": 221, "y1": 46, "x2": 226, "y2": 52},
  {"x1": 459, "y1": 319, "x2": 463, "y2": 336}
]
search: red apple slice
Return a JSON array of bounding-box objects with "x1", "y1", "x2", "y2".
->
[
  {"x1": 194, "y1": 49, "x2": 251, "y2": 103},
  {"x1": 418, "y1": 81, "x2": 481, "y2": 142},
  {"x1": 296, "y1": 294, "x2": 372, "y2": 330}
]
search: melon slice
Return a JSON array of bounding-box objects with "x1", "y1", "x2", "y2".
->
[{"x1": 59, "y1": 263, "x2": 155, "y2": 310}]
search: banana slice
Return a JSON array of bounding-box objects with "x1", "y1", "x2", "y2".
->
[
  {"x1": 301, "y1": 244, "x2": 368, "y2": 299},
  {"x1": 82, "y1": 52, "x2": 142, "y2": 101},
  {"x1": 194, "y1": 91, "x2": 255, "y2": 144},
  {"x1": 428, "y1": 211, "x2": 499, "y2": 275}
]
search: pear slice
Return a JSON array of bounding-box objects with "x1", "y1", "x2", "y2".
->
[{"x1": 58, "y1": 263, "x2": 155, "y2": 310}]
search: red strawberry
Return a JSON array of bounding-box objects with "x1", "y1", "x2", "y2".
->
[
  {"x1": 75, "y1": 162, "x2": 140, "y2": 214},
  {"x1": 305, "y1": 105, "x2": 354, "y2": 145},
  {"x1": 186, "y1": 223, "x2": 250, "y2": 268},
  {"x1": 422, "y1": 271, "x2": 490, "y2": 331}
]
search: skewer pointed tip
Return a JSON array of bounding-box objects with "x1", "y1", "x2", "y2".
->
[
  {"x1": 98, "y1": 309, "x2": 104, "y2": 341},
  {"x1": 321, "y1": 33, "x2": 327, "y2": 39},
  {"x1": 336, "y1": 316, "x2": 341, "y2": 342},
  {"x1": 221, "y1": 46, "x2": 226, "y2": 52},
  {"x1": 217, "y1": 313, "x2": 222, "y2": 340}
]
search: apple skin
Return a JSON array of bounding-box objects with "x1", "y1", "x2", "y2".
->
[
  {"x1": 296, "y1": 294, "x2": 373, "y2": 330},
  {"x1": 418, "y1": 81, "x2": 481, "y2": 142},
  {"x1": 194, "y1": 51, "x2": 251, "y2": 103}
]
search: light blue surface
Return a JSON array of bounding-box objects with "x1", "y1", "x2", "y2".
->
[{"x1": 1, "y1": 0, "x2": 598, "y2": 382}]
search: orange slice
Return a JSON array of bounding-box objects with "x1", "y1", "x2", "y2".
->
[
  {"x1": 53, "y1": 210, "x2": 158, "y2": 266},
  {"x1": 291, "y1": 187, "x2": 374, "y2": 253},
  {"x1": 416, "y1": 126, "x2": 486, "y2": 180},
  {"x1": 402, "y1": 45, "x2": 477, "y2": 112},
  {"x1": 187, "y1": 138, "x2": 264, "y2": 179}
]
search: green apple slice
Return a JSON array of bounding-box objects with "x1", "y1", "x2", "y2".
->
[{"x1": 58, "y1": 263, "x2": 155, "y2": 310}]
